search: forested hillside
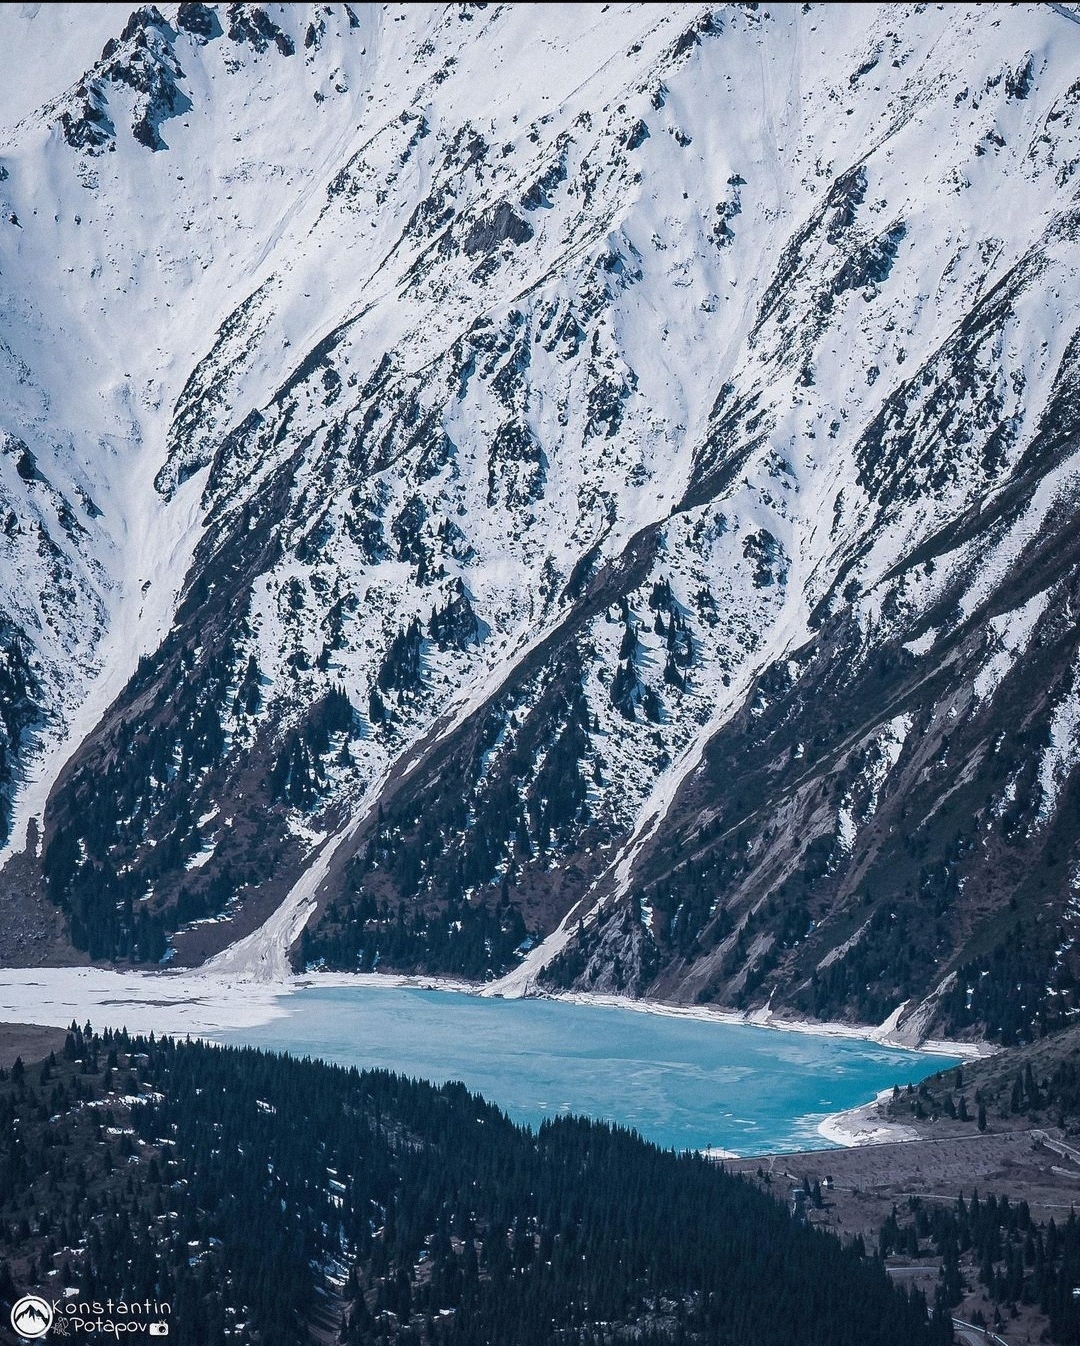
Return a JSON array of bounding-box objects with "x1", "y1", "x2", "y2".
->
[
  {"x1": 878, "y1": 1192, "x2": 1080, "y2": 1342},
  {"x1": 0, "y1": 1027, "x2": 946, "y2": 1345}
]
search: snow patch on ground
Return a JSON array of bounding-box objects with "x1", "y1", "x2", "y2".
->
[
  {"x1": 835, "y1": 714, "x2": 912, "y2": 852},
  {"x1": 1037, "y1": 661, "x2": 1080, "y2": 823},
  {"x1": 902, "y1": 628, "x2": 937, "y2": 658},
  {"x1": 973, "y1": 589, "x2": 1050, "y2": 703}
]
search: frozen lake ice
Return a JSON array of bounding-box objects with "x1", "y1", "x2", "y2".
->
[{"x1": 213, "y1": 983, "x2": 958, "y2": 1154}]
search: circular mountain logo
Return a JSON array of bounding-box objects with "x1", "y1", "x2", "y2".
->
[{"x1": 10, "y1": 1295, "x2": 53, "y2": 1338}]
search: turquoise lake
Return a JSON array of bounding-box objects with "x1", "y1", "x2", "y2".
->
[{"x1": 212, "y1": 986, "x2": 956, "y2": 1155}]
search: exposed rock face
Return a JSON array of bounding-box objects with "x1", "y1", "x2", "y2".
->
[{"x1": 0, "y1": 4, "x2": 1079, "y2": 1042}]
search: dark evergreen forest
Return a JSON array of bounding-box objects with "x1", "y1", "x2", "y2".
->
[
  {"x1": 0, "y1": 1028, "x2": 945, "y2": 1345},
  {"x1": 879, "y1": 1192, "x2": 1080, "y2": 1343}
]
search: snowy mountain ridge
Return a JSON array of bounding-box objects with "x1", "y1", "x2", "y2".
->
[{"x1": 1, "y1": 2, "x2": 1079, "y2": 1043}]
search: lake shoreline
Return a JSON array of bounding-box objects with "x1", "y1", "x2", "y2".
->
[
  {"x1": 815, "y1": 1088, "x2": 922, "y2": 1148},
  {"x1": 0, "y1": 963, "x2": 992, "y2": 1061},
  {"x1": 0, "y1": 964, "x2": 981, "y2": 1153},
  {"x1": 530, "y1": 988, "x2": 991, "y2": 1060}
]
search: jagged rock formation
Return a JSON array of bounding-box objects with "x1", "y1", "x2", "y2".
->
[{"x1": 1, "y1": 3, "x2": 1080, "y2": 1041}]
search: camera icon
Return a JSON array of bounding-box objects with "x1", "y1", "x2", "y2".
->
[{"x1": 148, "y1": 1323, "x2": 170, "y2": 1336}]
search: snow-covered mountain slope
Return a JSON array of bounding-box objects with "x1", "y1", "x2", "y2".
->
[{"x1": 2, "y1": 2, "x2": 1080, "y2": 1041}]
